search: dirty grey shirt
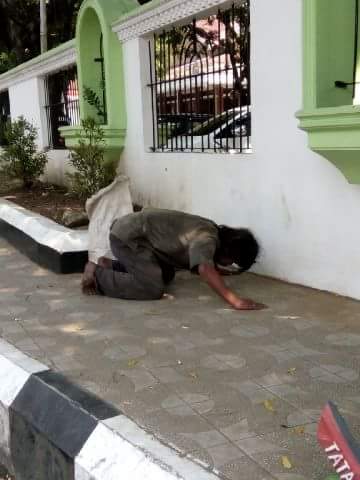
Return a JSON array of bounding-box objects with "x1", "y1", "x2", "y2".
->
[{"x1": 110, "y1": 208, "x2": 219, "y2": 271}]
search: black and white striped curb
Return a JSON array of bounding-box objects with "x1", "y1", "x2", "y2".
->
[
  {"x1": 0, "y1": 199, "x2": 88, "y2": 274},
  {"x1": 0, "y1": 339, "x2": 221, "y2": 480}
]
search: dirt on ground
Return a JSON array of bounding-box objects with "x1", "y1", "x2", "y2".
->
[{"x1": 0, "y1": 180, "x2": 86, "y2": 226}]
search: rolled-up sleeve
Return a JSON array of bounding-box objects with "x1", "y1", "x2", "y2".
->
[{"x1": 189, "y1": 231, "x2": 218, "y2": 271}]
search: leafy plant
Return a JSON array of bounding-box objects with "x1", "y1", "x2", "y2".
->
[
  {"x1": 0, "y1": 116, "x2": 47, "y2": 188},
  {"x1": 83, "y1": 86, "x2": 105, "y2": 120},
  {"x1": 0, "y1": 51, "x2": 18, "y2": 74},
  {"x1": 0, "y1": 117, "x2": 10, "y2": 146},
  {"x1": 0, "y1": 0, "x2": 83, "y2": 69},
  {"x1": 67, "y1": 117, "x2": 116, "y2": 199}
]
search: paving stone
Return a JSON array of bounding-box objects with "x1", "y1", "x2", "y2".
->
[
  {"x1": 150, "y1": 366, "x2": 186, "y2": 383},
  {"x1": 207, "y1": 443, "x2": 245, "y2": 467},
  {"x1": 182, "y1": 430, "x2": 229, "y2": 449},
  {"x1": 325, "y1": 332, "x2": 360, "y2": 347},
  {"x1": 0, "y1": 236, "x2": 360, "y2": 479},
  {"x1": 218, "y1": 455, "x2": 276, "y2": 479},
  {"x1": 219, "y1": 418, "x2": 257, "y2": 441},
  {"x1": 236, "y1": 436, "x2": 280, "y2": 456},
  {"x1": 118, "y1": 368, "x2": 159, "y2": 392},
  {"x1": 237, "y1": 430, "x2": 333, "y2": 480},
  {"x1": 200, "y1": 354, "x2": 246, "y2": 371}
]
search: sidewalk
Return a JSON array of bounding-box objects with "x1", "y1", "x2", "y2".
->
[{"x1": 1, "y1": 236, "x2": 360, "y2": 479}]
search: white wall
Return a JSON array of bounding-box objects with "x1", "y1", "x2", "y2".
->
[
  {"x1": 8, "y1": 78, "x2": 73, "y2": 187},
  {"x1": 43, "y1": 149, "x2": 74, "y2": 187},
  {"x1": 120, "y1": 0, "x2": 360, "y2": 300},
  {"x1": 8, "y1": 77, "x2": 47, "y2": 149}
]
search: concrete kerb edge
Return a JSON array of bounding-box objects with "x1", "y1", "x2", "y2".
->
[
  {"x1": 0, "y1": 339, "x2": 221, "y2": 480},
  {"x1": 0, "y1": 199, "x2": 88, "y2": 273}
]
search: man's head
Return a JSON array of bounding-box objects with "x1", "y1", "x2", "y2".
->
[{"x1": 216, "y1": 226, "x2": 259, "y2": 272}]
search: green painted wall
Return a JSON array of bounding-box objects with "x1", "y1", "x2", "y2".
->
[
  {"x1": 316, "y1": 0, "x2": 355, "y2": 108},
  {"x1": 354, "y1": 1, "x2": 360, "y2": 102},
  {"x1": 76, "y1": 0, "x2": 138, "y2": 129},
  {"x1": 78, "y1": 8, "x2": 103, "y2": 122},
  {"x1": 299, "y1": 0, "x2": 360, "y2": 183},
  {"x1": 61, "y1": 0, "x2": 139, "y2": 159}
]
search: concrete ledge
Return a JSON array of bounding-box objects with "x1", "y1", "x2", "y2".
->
[
  {"x1": 77, "y1": 415, "x2": 221, "y2": 480},
  {"x1": 0, "y1": 199, "x2": 88, "y2": 273},
  {"x1": 0, "y1": 40, "x2": 76, "y2": 92},
  {"x1": 0, "y1": 339, "x2": 221, "y2": 480},
  {"x1": 10, "y1": 370, "x2": 119, "y2": 480},
  {"x1": 0, "y1": 339, "x2": 49, "y2": 473}
]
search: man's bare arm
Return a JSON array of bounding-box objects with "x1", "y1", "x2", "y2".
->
[
  {"x1": 198, "y1": 264, "x2": 266, "y2": 310},
  {"x1": 216, "y1": 265, "x2": 242, "y2": 276}
]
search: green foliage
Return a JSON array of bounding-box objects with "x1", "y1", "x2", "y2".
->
[
  {"x1": 83, "y1": 86, "x2": 105, "y2": 120},
  {"x1": 0, "y1": 0, "x2": 83, "y2": 73},
  {"x1": 0, "y1": 51, "x2": 18, "y2": 74},
  {"x1": 155, "y1": 3, "x2": 250, "y2": 93},
  {"x1": 0, "y1": 116, "x2": 47, "y2": 188},
  {"x1": 0, "y1": 117, "x2": 10, "y2": 146},
  {"x1": 67, "y1": 118, "x2": 116, "y2": 199}
]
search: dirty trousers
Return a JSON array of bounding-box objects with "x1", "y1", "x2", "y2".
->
[{"x1": 95, "y1": 234, "x2": 175, "y2": 300}]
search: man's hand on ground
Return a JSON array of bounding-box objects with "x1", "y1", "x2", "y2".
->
[
  {"x1": 231, "y1": 297, "x2": 267, "y2": 310},
  {"x1": 198, "y1": 264, "x2": 267, "y2": 310}
]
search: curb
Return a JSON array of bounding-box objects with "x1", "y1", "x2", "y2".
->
[
  {"x1": 0, "y1": 339, "x2": 221, "y2": 480},
  {"x1": 0, "y1": 199, "x2": 88, "y2": 273}
]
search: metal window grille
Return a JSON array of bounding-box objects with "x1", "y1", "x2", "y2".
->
[
  {"x1": 335, "y1": 1, "x2": 360, "y2": 97},
  {"x1": 0, "y1": 90, "x2": 10, "y2": 147},
  {"x1": 95, "y1": 33, "x2": 107, "y2": 125},
  {"x1": 44, "y1": 66, "x2": 80, "y2": 149},
  {"x1": 148, "y1": 1, "x2": 251, "y2": 153}
]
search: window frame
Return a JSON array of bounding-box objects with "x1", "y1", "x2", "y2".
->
[
  {"x1": 297, "y1": 0, "x2": 360, "y2": 184},
  {"x1": 147, "y1": 1, "x2": 252, "y2": 154}
]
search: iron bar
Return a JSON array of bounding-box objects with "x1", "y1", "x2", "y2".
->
[
  {"x1": 353, "y1": 0, "x2": 359, "y2": 98},
  {"x1": 172, "y1": 27, "x2": 179, "y2": 151},
  {"x1": 149, "y1": 40, "x2": 156, "y2": 151},
  {"x1": 232, "y1": 3, "x2": 236, "y2": 151},
  {"x1": 154, "y1": 34, "x2": 159, "y2": 150},
  {"x1": 168, "y1": 29, "x2": 174, "y2": 152},
  {"x1": 148, "y1": 1, "x2": 251, "y2": 153},
  {"x1": 44, "y1": 66, "x2": 80, "y2": 149}
]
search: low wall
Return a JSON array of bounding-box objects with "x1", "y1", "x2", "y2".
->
[
  {"x1": 43, "y1": 149, "x2": 75, "y2": 187},
  {"x1": 118, "y1": 0, "x2": 360, "y2": 301}
]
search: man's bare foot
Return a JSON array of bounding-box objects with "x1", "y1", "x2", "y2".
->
[
  {"x1": 82, "y1": 261, "x2": 98, "y2": 295},
  {"x1": 98, "y1": 257, "x2": 113, "y2": 269}
]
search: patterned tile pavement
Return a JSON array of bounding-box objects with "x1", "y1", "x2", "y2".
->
[{"x1": 1, "y1": 237, "x2": 360, "y2": 479}]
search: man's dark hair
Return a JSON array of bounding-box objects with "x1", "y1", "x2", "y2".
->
[{"x1": 218, "y1": 226, "x2": 259, "y2": 272}]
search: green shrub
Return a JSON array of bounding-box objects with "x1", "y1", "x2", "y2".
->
[
  {"x1": 0, "y1": 51, "x2": 18, "y2": 75},
  {"x1": 67, "y1": 118, "x2": 116, "y2": 199},
  {"x1": 0, "y1": 118, "x2": 10, "y2": 146},
  {"x1": 0, "y1": 116, "x2": 47, "y2": 188},
  {"x1": 83, "y1": 86, "x2": 105, "y2": 120}
]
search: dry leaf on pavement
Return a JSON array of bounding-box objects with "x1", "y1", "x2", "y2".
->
[
  {"x1": 127, "y1": 359, "x2": 139, "y2": 368},
  {"x1": 281, "y1": 456, "x2": 293, "y2": 469},
  {"x1": 293, "y1": 426, "x2": 305, "y2": 434},
  {"x1": 263, "y1": 399, "x2": 275, "y2": 412}
]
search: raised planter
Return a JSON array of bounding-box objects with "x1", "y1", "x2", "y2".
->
[{"x1": 0, "y1": 199, "x2": 88, "y2": 274}]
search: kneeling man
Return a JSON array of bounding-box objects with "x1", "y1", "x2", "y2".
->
[{"x1": 82, "y1": 208, "x2": 265, "y2": 310}]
